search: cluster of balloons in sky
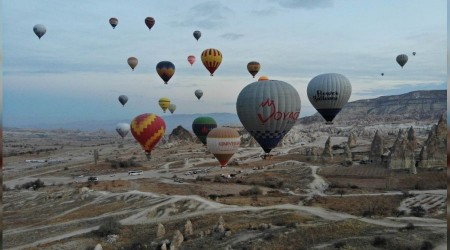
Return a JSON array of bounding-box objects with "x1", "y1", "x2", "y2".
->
[{"x1": 32, "y1": 18, "x2": 414, "y2": 166}]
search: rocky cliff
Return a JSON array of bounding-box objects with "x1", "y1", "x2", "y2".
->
[{"x1": 300, "y1": 90, "x2": 446, "y2": 125}]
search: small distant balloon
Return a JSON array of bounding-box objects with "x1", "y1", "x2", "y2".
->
[
  {"x1": 158, "y1": 97, "x2": 171, "y2": 113},
  {"x1": 145, "y1": 17, "x2": 155, "y2": 30},
  {"x1": 201, "y1": 48, "x2": 222, "y2": 76},
  {"x1": 118, "y1": 95, "x2": 128, "y2": 106},
  {"x1": 195, "y1": 89, "x2": 203, "y2": 100},
  {"x1": 33, "y1": 24, "x2": 46, "y2": 39},
  {"x1": 381, "y1": 73, "x2": 384, "y2": 76},
  {"x1": 247, "y1": 61, "x2": 261, "y2": 78},
  {"x1": 156, "y1": 61, "x2": 175, "y2": 84},
  {"x1": 168, "y1": 104, "x2": 176, "y2": 114},
  {"x1": 396, "y1": 54, "x2": 408, "y2": 68},
  {"x1": 127, "y1": 57, "x2": 138, "y2": 71},
  {"x1": 116, "y1": 123, "x2": 130, "y2": 139},
  {"x1": 109, "y1": 17, "x2": 118, "y2": 29},
  {"x1": 187, "y1": 55, "x2": 196, "y2": 66},
  {"x1": 193, "y1": 30, "x2": 201, "y2": 41},
  {"x1": 412, "y1": 52, "x2": 416, "y2": 56}
]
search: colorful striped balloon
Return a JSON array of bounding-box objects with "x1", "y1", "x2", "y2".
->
[
  {"x1": 130, "y1": 113, "x2": 166, "y2": 159},
  {"x1": 158, "y1": 97, "x2": 170, "y2": 113},
  {"x1": 201, "y1": 48, "x2": 222, "y2": 76},
  {"x1": 192, "y1": 116, "x2": 217, "y2": 145},
  {"x1": 156, "y1": 61, "x2": 175, "y2": 84},
  {"x1": 207, "y1": 127, "x2": 240, "y2": 167},
  {"x1": 247, "y1": 61, "x2": 260, "y2": 78}
]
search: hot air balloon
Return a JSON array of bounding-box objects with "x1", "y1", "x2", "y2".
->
[
  {"x1": 412, "y1": 52, "x2": 416, "y2": 56},
  {"x1": 258, "y1": 76, "x2": 269, "y2": 81},
  {"x1": 381, "y1": 73, "x2": 384, "y2": 76},
  {"x1": 109, "y1": 17, "x2": 118, "y2": 29},
  {"x1": 118, "y1": 95, "x2": 128, "y2": 106},
  {"x1": 192, "y1": 117, "x2": 217, "y2": 145},
  {"x1": 145, "y1": 17, "x2": 155, "y2": 30},
  {"x1": 156, "y1": 61, "x2": 175, "y2": 84},
  {"x1": 33, "y1": 24, "x2": 46, "y2": 39},
  {"x1": 247, "y1": 61, "x2": 261, "y2": 78},
  {"x1": 195, "y1": 89, "x2": 203, "y2": 100},
  {"x1": 187, "y1": 55, "x2": 196, "y2": 66},
  {"x1": 168, "y1": 104, "x2": 176, "y2": 114},
  {"x1": 193, "y1": 30, "x2": 201, "y2": 41},
  {"x1": 201, "y1": 48, "x2": 222, "y2": 76},
  {"x1": 236, "y1": 79, "x2": 301, "y2": 159},
  {"x1": 158, "y1": 98, "x2": 170, "y2": 113},
  {"x1": 396, "y1": 54, "x2": 408, "y2": 68},
  {"x1": 127, "y1": 57, "x2": 138, "y2": 71},
  {"x1": 116, "y1": 123, "x2": 130, "y2": 138},
  {"x1": 130, "y1": 113, "x2": 166, "y2": 160},
  {"x1": 307, "y1": 73, "x2": 352, "y2": 124},
  {"x1": 206, "y1": 127, "x2": 240, "y2": 167}
]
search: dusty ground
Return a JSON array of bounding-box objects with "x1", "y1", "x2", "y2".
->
[{"x1": 2, "y1": 125, "x2": 447, "y2": 250}]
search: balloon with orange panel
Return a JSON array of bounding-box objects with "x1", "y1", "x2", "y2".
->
[
  {"x1": 201, "y1": 48, "x2": 222, "y2": 76},
  {"x1": 130, "y1": 113, "x2": 166, "y2": 160},
  {"x1": 206, "y1": 127, "x2": 240, "y2": 168}
]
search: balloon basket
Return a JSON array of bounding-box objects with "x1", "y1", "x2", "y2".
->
[
  {"x1": 145, "y1": 153, "x2": 152, "y2": 161},
  {"x1": 261, "y1": 154, "x2": 273, "y2": 160},
  {"x1": 325, "y1": 121, "x2": 334, "y2": 125}
]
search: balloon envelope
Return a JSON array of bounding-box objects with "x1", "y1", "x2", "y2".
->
[
  {"x1": 109, "y1": 17, "x2": 118, "y2": 29},
  {"x1": 156, "y1": 61, "x2": 175, "y2": 84},
  {"x1": 192, "y1": 116, "x2": 217, "y2": 145},
  {"x1": 247, "y1": 61, "x2": 261, "y2": 78},
  {"x1": 168, "y1": 104, "x2": 176, "y2": 114},
  {"x1": 201, "y1": 48, "x2": 222, "y2": 76},
  {"x1": 145, "y1": 17, "x2": 155, "y2": 30},
  {"x1": 258, "y1": 76, "x2": 269, "y2": 81},
  {"x1": 396, "y1": 54, "x2": 408, "y2": 68},
  {"x1": 207, "y1": 127, "x2": 240, "y2": 167},
  {"x1": 195, "y1": 89, "x2": 203, "y2": 100},
  {"x1": 33, "y1": 24, "x2": 46, "y2": 39},
  {"x1": 118, "y1": 95, "x2": 128, "y2": 106},
  {"x1": 193, "y1": 30, "x2": 201, "y2": 41},
  {"x1": 116, "y1": 123, "x2": 130, "y2": 138},
  {"x1": 307, "y1": 73, "x2": 352, "y2": 124},
  {"x1": 130, "y1": 114, "x2": 166, "y2": 157},
  {"x1": 187, "y1": 55, "x2": 196, "y2": 66},
  {"x1": 236, "y1": 79, "x2": 301, "y2": 154},
  {"x1": 158, "y1": 97, "x2": 170, "y2": 113},
  {"x1": 127, "y1": 57, "x2": 138, "y2": 71},
  {"x1": 412, "y1": 52, "x2": 416, "y2": 56}
]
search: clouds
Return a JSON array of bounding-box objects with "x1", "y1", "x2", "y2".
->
[
  {"x1": 271, "y1": 0, "x2": 333, "y2": 9},
  {"x1": 173, "y1": 1, "x2": 234, "y2": 29},
  {"x1": 220, "y1": 33, "x2": 244, "y2": 40}
]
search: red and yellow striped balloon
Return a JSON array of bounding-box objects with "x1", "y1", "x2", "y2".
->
[
  {"x1": 201, "y1": 48, "x2": 222, "y2": 76},
  {"x1": 130, "y1": 113, "x2": 166, "y2": 157}
]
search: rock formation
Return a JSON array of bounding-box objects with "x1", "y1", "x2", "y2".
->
[
  {"x1": 343, "y1": 143, "x2": 352, "y2": 162},
  {"x1": 321, "y1": 136, "x2": 333, "y2": 160},
  {"x1": 369, "y1": 130, "x2": 384, "y2": 163},
  {"x1": 418, "y1": 114, "x2": 447, "y2": 168},
  {"x1": 157, "y1": 223, "x2": 166, "y2": 238},
  {"x1": 184, "y1": 219, "x2": 194, "y2": 236},
  {"x1": 94, "y1": 244, "x2": 103, "y2": 250},
  {"x1": 169, "y1": 126, "x2": 193, "y2": 142},
  {"x1": 170, "y1": 230, "x2": 184, "y2": 250},
  {"x1": 386, "y1": 128, "x2": 418, "y2": 170},
  {"x1": 214, "y1": 216, "x2": 226, "y2": 234},
  {"x1": 347, "y1": 132, "x2": 357, "y2": 148},
  {"x1": 161, "y1": 243, "x2": 167, "y2": 250}
]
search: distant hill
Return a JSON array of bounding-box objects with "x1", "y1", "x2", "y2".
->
[
  {"x1": 299, "y1": 90, "x2": 447, "y2": 125},
  {"x1": 5, "y1": 113, "x2": 241, "y2": 133}
]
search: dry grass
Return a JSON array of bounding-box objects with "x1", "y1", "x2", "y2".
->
[{"x1": 310, "y1": 195, "x2": 404, "y2": 217}]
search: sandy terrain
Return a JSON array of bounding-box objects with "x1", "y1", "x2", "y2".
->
[{"x1": 2, "y1": 124, "x2": 447, "y2": 250}]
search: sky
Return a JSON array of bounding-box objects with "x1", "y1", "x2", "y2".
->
[{"x1": 2, "y1": 0, "x2": 447, "y2": 127}]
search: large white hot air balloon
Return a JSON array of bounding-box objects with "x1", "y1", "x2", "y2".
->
[
  {"x1": 307, "y1": 73, "x2": 352, "y2": 124},
  {"x1": 236, "y1": 78, "x2": 301, "y2": 158}
]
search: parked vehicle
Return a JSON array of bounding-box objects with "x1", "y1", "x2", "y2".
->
[{"x1": 128, "y1": 170, "x2": 143, "y2": 176}]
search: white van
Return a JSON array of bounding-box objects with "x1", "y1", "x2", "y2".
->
[{"x1": 128, "y1": 170, "x2": 143, "y2": 176}]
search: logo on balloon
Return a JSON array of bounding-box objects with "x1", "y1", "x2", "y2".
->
[
  {"x1": 257, "y1": 98, "x2": 299, "y2": 124},
  {"x1": 312, "y1": 90, "x2": 339, "y2": 101}
]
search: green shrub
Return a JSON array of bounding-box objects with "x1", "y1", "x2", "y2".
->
[{"x1": 95, "y1": 217, "x2": 122, "y2": 237}]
